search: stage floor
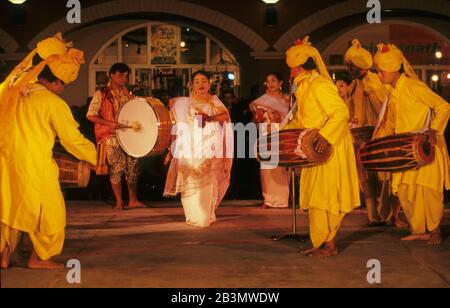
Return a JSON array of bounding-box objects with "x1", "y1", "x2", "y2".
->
[{"x1": 1, "y1": 201, "x2": 449, "y2": 288}]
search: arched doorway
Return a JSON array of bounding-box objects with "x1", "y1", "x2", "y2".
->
[{"x1": 89, "y1": 22, "x2": 240, "y2": 98}]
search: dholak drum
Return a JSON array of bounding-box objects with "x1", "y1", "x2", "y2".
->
[
  {"x1": 351, "y1": 126, "x2": 375, "y2": 147},
  {"x1": 356, "y1": 132, "x2": 435, "y2": 172},
  {"x1": 53, "y1": 152, "x2": 90, "y2": 188},
  {"x1": 116, "y1": 97, "x2": 173, "y2": 158},
  {"x1": 257, "y1": 129, "x2": 332, "y2": 168}
]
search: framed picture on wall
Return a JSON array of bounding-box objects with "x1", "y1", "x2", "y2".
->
[{"x1": 150, "y1": 24, "x2": 179, "y2": 65}]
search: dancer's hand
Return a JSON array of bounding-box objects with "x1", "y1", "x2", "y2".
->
[
  {"x1": 196, "y1": 113, "x2": 211, "y2": 128},
  {"x1": 424, "y1": 128, "x2": 438, "y2": 146}
]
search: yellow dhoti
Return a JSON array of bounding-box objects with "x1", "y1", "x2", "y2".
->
[
  {"x1": 309, "y1": 209, "x2": 345, "y2": 248},
  {"x1": 397, "y1": 184, "x2": 443, "y2": 234},
  {"x1": 1, "y1": 223, "x2": 65, "y2": 261},
  {"x1": 1, "y1": 223, "x2": 21, "y2": 253}
]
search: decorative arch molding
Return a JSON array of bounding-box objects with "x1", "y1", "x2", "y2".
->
[
  {"x1": 275, "y1": 0, "x2": 450, "y2": 51},
  {"x1": 28, "y1": 0, "x2": 269, "y2": 52}
]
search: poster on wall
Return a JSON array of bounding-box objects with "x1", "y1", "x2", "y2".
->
[{"x1": 150, "y1": 24, "x2": 179, "y2": 65}]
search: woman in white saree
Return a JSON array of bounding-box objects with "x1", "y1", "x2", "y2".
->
[
  {"x1": 164, "y1": 71, "x2": 233, "y2": 227},
  {"x1": 250, "y1": 73, "x2": 290, "y2": 209}
]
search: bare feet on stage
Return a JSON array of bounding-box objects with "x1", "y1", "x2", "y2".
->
[
  {"x1": 301, "y1": 241, "x2": 338, "y2": 258},
  {"x1": 300, "y1": 247, "x2": 318, "y2": 255},
  {"x1": 1, "y1": 245, "x2": 11, "y2": 269},
  {"x1": 128, "y1": 200, "x2": 147, "y2": 209},
  {"x1": 428, "y1": 229, "x2": 442, "y2": 246},
  {"x1": 114, "y1": 201, "x2": 125, "y2": 211},
  {"x1": 27, "y1": 251, "x2": 64, "y2": 270},
  {"x1": 391, "y1": 217, "x2": 408, "y2": 229},
  {"x1": 401, "y1": 233, "x2": 430, "y2": 242}
]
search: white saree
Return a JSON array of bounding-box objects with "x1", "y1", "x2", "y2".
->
[
  {"x1": 164, "y1": 95, "x2": 233, "y2": 227},
  {"x1": 250, "y1": 94, "x2": 290, "y2": 208}
]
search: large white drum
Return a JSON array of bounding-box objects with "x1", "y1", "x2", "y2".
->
[{"x1": 116, "y1": 97, "x2": 173, "y2": 158}]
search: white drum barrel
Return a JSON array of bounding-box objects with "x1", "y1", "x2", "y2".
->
[{"x1": 116, "y1": 97, "x2": 173, "y2": 158}]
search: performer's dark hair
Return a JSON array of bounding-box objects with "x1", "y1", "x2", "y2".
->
[
  {"x1": 192, "y1": 70, "x2": 210, "y2": 81},
  {"x1": 32, "y1": 54, "x2": 60, "y2": 83},
  {"x1": 334, "y1": 71, "x2": 353, "y2": 86},
  {"x1": 109, "y1": 63, "x2": 131, "y2": 76},
  {"x1": 265, "y1": 72, "x2": 283, "y2": 83},
  {"x1": 301, "y1": 57, "x2": 317, "y2": 70}
]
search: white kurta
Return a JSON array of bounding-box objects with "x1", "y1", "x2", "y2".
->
[
  {"x1": 250, "y1": 94, "x2": 290, "y2": 208},
  {"x1": 164, "y1": 96, "x2": 233, "y2": 227}
]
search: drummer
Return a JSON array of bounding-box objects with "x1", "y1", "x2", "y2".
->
[
  {"x1": 344, "y1": 39, "x2": 401, "y2": 228},
  {"x1": 87, "y1": 63, "x2": 146, "y2": 210},
  {"x1": 374, "y1": 43, "x2": 450, "y2": 245},
  {"x1": 284, "y1": 37, "x2": 360, "y2": 257},
  {"x1": 1, "y1": 34, "x2": 97, "y2": 269}
]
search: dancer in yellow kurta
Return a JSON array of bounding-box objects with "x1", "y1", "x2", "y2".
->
[
  {"x1": 344, "y1": 39, "x2": 405, "y2": 228},
  {"x1": 374, "y1": 43, "x2": 450, "y2": 245},
  {"x1": 284, "y1": 37, "x2": 360, "y2": 257},
  {"x1": 0, "y1": 34, "x2": 97, "y2": 269}
]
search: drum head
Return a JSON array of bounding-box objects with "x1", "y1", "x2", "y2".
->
[{"x1": 116, "y1": 98, "x2": 158, "y2": 158}]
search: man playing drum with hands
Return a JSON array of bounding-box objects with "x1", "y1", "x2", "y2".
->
[
  {"x1": 283, "y1": 37, "x2": 360, "y2": 257},
  {"x1": 87, "y1": 63, "x2": 146, "y2": 210},
  {"x1": 373, "y1": 43, "x2": 450, "y2": 245}
]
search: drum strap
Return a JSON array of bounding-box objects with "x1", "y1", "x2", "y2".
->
[
  {"x1": 280, "y1": 74, "x2": 328, "y2": 129},
  {"x1": 373, "y1": 93, "x2": 433, "y2": 139},
  {"x1": 372, "y1": 93, "x2": 390, "y2": 139}
]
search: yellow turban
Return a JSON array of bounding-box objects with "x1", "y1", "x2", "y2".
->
[
  {"x1": 344, "y1": 39, "x2": 373, "y2": 70},
  {"x1": 374, "y1": 43, "x2": 419, "y2": 80},
  {"x1": 1, "y1": 33, "x2": 72, "y2": 88},
  {"x1": 36, "y1": 32, "x2": 69, "y2": 60},
  {"x1": 285, "y1": 36, "x2": 332, "y2": 82},
  {"x1": 47, "y1": 48, "x2": 84, "y2": 84}
]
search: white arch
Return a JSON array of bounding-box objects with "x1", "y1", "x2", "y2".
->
[
  {"x1": 275, "y1": 0, "x2": 450, "y2": 51},
  {"x1": 0, "y1": 28, "x2": 19, "y2": 53},
  {"x1": 28, "y1": 0, "x2": 269, "y2": 52}
]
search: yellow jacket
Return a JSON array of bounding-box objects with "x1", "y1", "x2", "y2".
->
[
  {"x1": 381, "y1": 74, "x2": 450, "y2": 193},
  {"x1": 284, "y1": 71, "x2": 360, "y2": 214},
  {"x1": 349, "y1": 71, "x2": 387, "y2": 127},
  {"x1": 0, "y1": 83, "x2": 97, "y2": 235}
]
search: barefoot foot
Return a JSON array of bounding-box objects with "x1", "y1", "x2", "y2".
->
[
  {"x1": 300, "y1": 247, "x2": 318, "y2": 255},
  {"x1": 401, "y1": 233, "x2": 431, "y2": 242},
  {"x1": 27, "y1": 251, "x2": 64, "y2": 270},
  {"x1": 428, "y1": 229, "x2": 442, "y2": 246},
  {"x1": 1, "y1": 245, "x2": 11, "y2": 269},
  {"x1": 128, "y1": 201, "x2": 146, "y2": 209},
  {"x1": 307, "y1": 246, "x2": 338, "y2": 258}
]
